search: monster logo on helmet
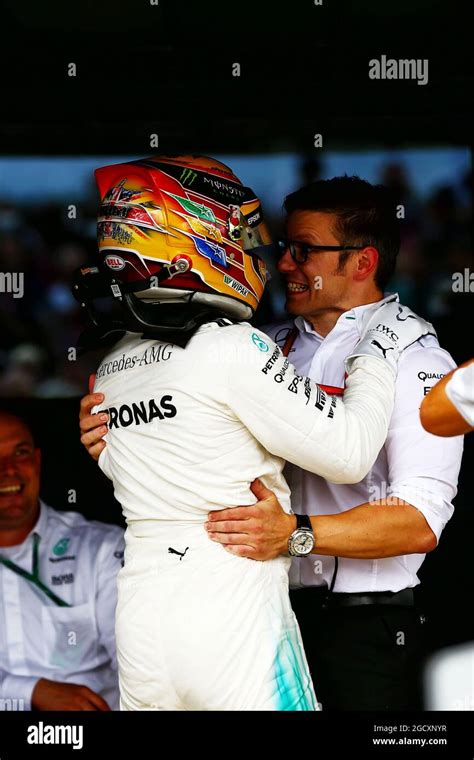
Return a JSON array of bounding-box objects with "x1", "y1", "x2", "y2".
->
[{"x1": 72, "y1": 155, "x2": 272, "y2": 348}]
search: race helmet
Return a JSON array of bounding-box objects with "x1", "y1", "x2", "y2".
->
[{"x1": 73, "y1": 155, "x2": 272, "y2": 345}]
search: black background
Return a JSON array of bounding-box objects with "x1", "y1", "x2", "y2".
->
[{"x1": 0, "y1": 0, "x2": 471, "y2": 152}]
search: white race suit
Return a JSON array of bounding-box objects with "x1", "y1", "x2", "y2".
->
[{"x1": 94, "y1": 320, "x2": 395, "y2": 710}]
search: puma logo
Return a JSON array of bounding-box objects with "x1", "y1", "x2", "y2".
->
[
  {"x1": 396, "y1": 306, "x2": 416, "y2": 322},
  {"x1": 168, "y1": 546, "x2": 189, "y2": 561},
  {"x1": 371, "y1": 340, "x2": 395, "y2": 359}
]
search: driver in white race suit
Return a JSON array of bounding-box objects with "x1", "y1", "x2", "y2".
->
[{"x1": 73, "y1": 155, "x2": 434, "y2": 711}]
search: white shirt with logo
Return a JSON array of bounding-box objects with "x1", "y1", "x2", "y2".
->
[
  {"x1": 0, "y1": 502, "x2": 124, "y2": 710},
  {"x1": 263, "y1": 294, "x2": 464, "y2": 593}
]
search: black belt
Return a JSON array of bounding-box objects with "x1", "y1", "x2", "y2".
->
[{"x1": 291, "y1": 586, "x2": 414, "y2": 608}]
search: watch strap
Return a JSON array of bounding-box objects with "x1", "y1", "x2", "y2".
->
[{"x1": 295, "y1": 514, "x2": 312, "y2": 531}]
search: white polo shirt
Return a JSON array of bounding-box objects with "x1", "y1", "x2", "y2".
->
[
  {"x1": 0, "y1": 502, "x2": 124, "y2": 710},
  {"x1": 264, "y1": 294, "x2": 464, "y2": 593}
]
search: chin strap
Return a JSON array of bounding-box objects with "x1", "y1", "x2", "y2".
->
[
  {"x1": 135, "y1": 303, "x2": 235, "y2": 347},
  {"x1": 76, "y1": 300, "x2": 235, "y2": 352},
  {"x1": 72, "y1": 263, "x2": 238, "y2": 353}
]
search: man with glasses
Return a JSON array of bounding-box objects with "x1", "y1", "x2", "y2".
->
[
  {"x1": 0, "y1": 410, "x2": 123, "y2": 711},
  {"x1": 205, "y1": 176, "x2": 463, "y2": 711}
]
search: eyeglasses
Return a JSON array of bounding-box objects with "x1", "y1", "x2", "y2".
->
[{"x1": 277, "y1": 238, "x2": 369, "y2": 264}]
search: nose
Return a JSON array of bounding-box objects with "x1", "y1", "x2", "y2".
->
[
  {"x1": 277, "y1": 249, "x2": 298, "y2": 273},
  {"x1": 0, "y1": 455, "x2": 18, "y2": 477}
]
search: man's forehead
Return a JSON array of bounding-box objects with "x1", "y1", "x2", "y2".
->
[
  {"x1": 0, "y1": 416, "x2": 34, "y2": 446},
  {"x1": 286, "y1": 210, "x2": 339, "y2": 238}
]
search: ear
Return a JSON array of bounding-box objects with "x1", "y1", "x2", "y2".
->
[{"x1": 353, "y1": 246, "x2": 379, "y2": 282}]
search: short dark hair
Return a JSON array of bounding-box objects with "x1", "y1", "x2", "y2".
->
[
  {"x1": 0, "y1": 408, "x2": 37, "y2": 446},
  {"x1": 283, "y1": 175, "x2": 400, "y2": 290}
]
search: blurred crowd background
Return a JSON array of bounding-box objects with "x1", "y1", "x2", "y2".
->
[{"x1": 0, "y1": 148, "x2": 472, "y2": 397}]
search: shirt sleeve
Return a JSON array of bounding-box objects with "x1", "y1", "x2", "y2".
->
[
  {"x1": 94, "y1": 527, "x2": 124, "y2": 667},
  {"x1": 385, "y1": 340, "x2": 464, "y2": 542},
  {"x1": 222, "y1": 326, "x2": 396, "y2": 485},
  {"x1": 445, "y1": 362, "x2": 474, "y2": 426},
  {"x1": 0, "y1": 669, "x2": 39, "y2": 710}
]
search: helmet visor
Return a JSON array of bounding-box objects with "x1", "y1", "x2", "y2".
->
[{"x1": 228, "y1": 192, "x2": 272, "y2": 252}]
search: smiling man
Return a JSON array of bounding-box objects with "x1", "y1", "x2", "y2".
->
[
  {"x1": 0, "y1": 410, "x2": 123, "y2": 711},
  {"x1": 205, "y1": 176, "x2": 464, "y2": 711}
]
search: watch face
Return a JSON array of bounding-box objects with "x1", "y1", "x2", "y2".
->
[{"x1": 291, "y1": 530, "x2": 315, "y2": 556}]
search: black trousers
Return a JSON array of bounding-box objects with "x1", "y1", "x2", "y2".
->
[{"x1": 290, "y1": 589, "x2": 426, "y2": 711}]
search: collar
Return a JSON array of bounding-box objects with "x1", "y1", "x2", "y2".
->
[
  {"x1": 31, "y1": 500, "x2": 49, "y2": 540},
  {"x1": 294, "y1": 292, "x2": 399, "y2": 340}
]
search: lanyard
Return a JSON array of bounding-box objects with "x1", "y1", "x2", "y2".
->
[
  {"x1": 0, "y1": 533, "x2": 71, "y2": 607},
  {"x1": 282, "y1": 326, "x2": 298, "y2": 357}
]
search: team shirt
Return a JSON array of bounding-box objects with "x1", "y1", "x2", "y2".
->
[
  {"x1": 263, "y1": 294, "x2": 463, "y2": 593},
  {"x1": 0, "y1": 502, "x2": 123, "y2": 710}
]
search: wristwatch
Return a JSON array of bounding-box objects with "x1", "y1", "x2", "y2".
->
[{"x1": 288, "y1": 514, "x2": 315, "y2": 557}]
